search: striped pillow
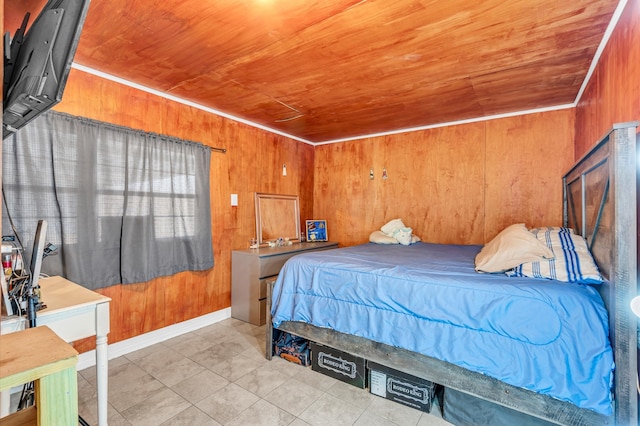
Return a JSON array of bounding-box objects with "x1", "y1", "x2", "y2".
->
[{"x1": 507, "y1": 227, "x2": 604, "y2": 284}]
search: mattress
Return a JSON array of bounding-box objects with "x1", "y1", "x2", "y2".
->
[{"x1": 271, "y1": 242, "x2": 614, "y2": 415}]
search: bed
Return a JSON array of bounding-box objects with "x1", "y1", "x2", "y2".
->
[{"x1": 266, "y1": 122, "x2": 638, "y2": 426}]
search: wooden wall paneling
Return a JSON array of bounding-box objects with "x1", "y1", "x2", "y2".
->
[
  {"x1": 227, "y1": 121, "x2": 261, "y2": 251},
  {"x1": 575, "y1": 0, "x2": 640, "y2": 158},
  {"x1": 314, "y1": 139, "x2": 376, "y2": 247},
  {"x1": 575, "y1": 72, "x2": 602, "y2": 157},
  {"x1": 225, "y1": 124, "x2": 314, "y2": 250},
  {"x1": 268, "y1": 137, "x2": 316, "y2": 229},
  {"x1": 601, "y1": 0, "x2": 640, "y2": 131},
  {"x1": 164, "y1": 272, "x2": 197, "y2": 326},
  {"x1": 208, "y1": 122, "x2": 234, "y2": 314},
  {"x1": 296, "y1": 143, "x2": 316, "y2": 227},
  {"x1": 3, "y1": 0, "x2": 46, "y2": 33},
  {"x1": 313, "y1": 122, "x2": 486, "y2": 247},
  {"x1": 315, "y1": 111, "x2": 575, "y2": 248},
  {"x1": 484, "y1": 110, "x2": 575, "y2": 240},
  {"x1": 397, "y1": 124, "x2": 485, "y2": 245},
  {"x1": 52, "y1": 69, "x2": 314, "y2": 350},
  {"x1": 370, "y1": 125, "x2": 486, "y2": 245},
  {"x1": 118, "y1": 282, "x2": 156, "y2": 338}
]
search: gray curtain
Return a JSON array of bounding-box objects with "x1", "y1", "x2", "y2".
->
[{"x1": 2, "y1": 111, "x2": 214, "y2": 290}]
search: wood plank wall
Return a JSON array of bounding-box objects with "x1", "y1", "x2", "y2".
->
[
  {"x1": 575, "y1": 0, "x2": 639, "y2": 156},
  {"x1": 313, "y1": 110, "x2": 575, "y2": 247},
  {"x1": 52, "y1": 69, "x2": 315, "y2": 351},
  {"x1": 573, "y1": 0, "x2": 639, "y2": 417}
]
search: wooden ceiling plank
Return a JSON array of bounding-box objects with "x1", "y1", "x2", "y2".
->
[{"x1": 3, "y1": 0, "x2": 620, "y2": 142}]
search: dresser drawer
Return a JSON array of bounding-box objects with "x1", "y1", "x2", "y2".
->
[
  {"x1": 232, "y1": 242, "x2": 338, "y2": 326},
  {"x1": 260, "y1": 254, "x2": 296, "y2": 278},
  {"x1": 259, "y1": 277, "x2": 274, "y2": 300}
]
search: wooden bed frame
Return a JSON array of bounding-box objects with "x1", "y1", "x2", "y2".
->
[
  {"x1": 266, "y1": 122, "x2": 638, "y2": 426},
  {"x1": 563, "y1": 122, "x2": 638, "y2": 426}
]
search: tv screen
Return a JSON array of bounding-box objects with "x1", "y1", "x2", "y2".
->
[{"x1": 2, "y1": 0, "x2": 90, "y2": 140}]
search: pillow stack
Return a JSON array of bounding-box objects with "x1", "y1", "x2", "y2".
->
[
  {"x1": 507, "y1": 227, "x2": 603, "y2": 284},
  {"x1": 475, "y1": 224, "x2": 603, "y2": 284},
  {"x1": 369, "y1": 218, "x2": 421, "y2": 245}
]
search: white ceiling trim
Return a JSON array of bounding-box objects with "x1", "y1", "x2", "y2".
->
[
  {"x1": 573, "y1": 0, "x2": 628, "y2": 105},
  {"x1": 314, "y1": 103, "x2": 576, "y2": 145},
  {"x1": 70, "y1": 63, "x2": 315, "y2": 145}
]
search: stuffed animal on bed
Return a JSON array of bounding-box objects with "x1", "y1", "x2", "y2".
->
[
  {"x1": 369, "y1": 218, "x2": 421, "y2": 245},
  {"x1": 392, "y1": 227, "x2": 414, "y2": 245}
]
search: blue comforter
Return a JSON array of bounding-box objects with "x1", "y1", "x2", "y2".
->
[{"x1": 271, "y1": 242, "x2": 614, "y2": 415}]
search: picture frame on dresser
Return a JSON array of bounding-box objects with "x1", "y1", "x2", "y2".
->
[{"x1": 306, "y1": 220, "x2": 328, "y2": 242}]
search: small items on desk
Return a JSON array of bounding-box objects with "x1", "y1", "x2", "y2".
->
[{"x1": 1, "y1": 222, "x2": 54, "y2": 321}]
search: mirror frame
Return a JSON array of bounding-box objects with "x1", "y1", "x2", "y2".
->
[{"x1": 254, "y1": 192, "x2": 301, "y2": 245}]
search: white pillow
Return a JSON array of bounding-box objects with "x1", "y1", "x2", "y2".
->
[
  {"x1": 369, "y1": 230, "x2": 421, "y2": 245},
  {"x1": 369, "y1": 230, "x2": 399, "y2": 244},
  {"x1": 381, "y1": 219, "x2": 406, "y2": 236},
  {"x1": 475, "y1": 224, "x2": 554, "y2": 273}
]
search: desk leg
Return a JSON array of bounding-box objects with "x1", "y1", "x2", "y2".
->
[
  {"x1": 95, "y1": 334, "x2": 108, "y2": 425},
  {"x1": 95, "y1": 302, "x2": 110, "y2": 426}
]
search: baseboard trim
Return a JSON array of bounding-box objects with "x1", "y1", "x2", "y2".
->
[{"x1": 77, "y1": 308, "x2": 231, "y2": 371}]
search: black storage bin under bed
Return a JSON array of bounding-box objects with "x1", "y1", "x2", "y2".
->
[{"x1": 442, "y1": 387, "x2": 557, "y2": 426}]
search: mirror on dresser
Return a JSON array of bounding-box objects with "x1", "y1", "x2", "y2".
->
[{"x1": 254, "y1": 193, "x2": 301, "y2": 245}]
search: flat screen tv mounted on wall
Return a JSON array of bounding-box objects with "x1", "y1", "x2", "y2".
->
[{"x1": 2, "y1": 0, "x2": 91, "y2": 140}]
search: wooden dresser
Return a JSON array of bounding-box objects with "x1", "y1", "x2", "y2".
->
[{"x1": 231, "y1": 241, "x2": 338, "y2": 325}]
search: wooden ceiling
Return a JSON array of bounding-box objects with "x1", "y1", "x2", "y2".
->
[{"x1": 5, "y1": 0, "x2": 621, "y2": 143}]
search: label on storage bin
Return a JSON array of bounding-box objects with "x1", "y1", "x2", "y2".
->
[
  {"x1": 317, "y1": 351, "x2": 357, "y2": 378},
  {"x1": 386, "y1": 377, "x2": 430, "y2": 404},
  {"x1": 370, "y1": 370, "x2": 387, "y2": 397},
  {"x1": 370, "y1": 370, "x2": 430, "y2": 404}
]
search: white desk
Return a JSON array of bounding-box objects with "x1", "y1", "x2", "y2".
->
[{"x1": 1, "y1": 276, "x2": 111, "y2": 425}]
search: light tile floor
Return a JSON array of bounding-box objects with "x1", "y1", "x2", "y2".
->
[{"x1": 77, "y1": 318, "x2": 454, "y2": 426}]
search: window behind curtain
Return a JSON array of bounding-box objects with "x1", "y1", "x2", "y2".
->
[{"x1": 2, "y1": 111, "x2": 214, "y2": 290}]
